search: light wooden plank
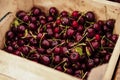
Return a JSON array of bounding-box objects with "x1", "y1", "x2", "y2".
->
[
  {"x1": 103, "y1": 36, "x2": 120, "y2": 80},
  {"x1": 0, "y1": 50, "x2": 79, "y2": 80}
]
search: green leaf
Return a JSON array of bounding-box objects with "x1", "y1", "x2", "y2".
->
[
  {"x1": 75, "y1": 47, "x2": 83, "y2": 56},
  {"x1": 13, "y1": 20, "x2": 19, "y2": 27},
  {"x1": 86, "y1": 47, "x2": 91, "y2": 56}
]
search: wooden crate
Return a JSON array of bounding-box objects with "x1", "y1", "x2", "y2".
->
[{"x1": 0, "y1": 0, "x2": 120, "y2": 80}]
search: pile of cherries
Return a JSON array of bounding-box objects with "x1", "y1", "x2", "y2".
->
[{"x1": 3, "y1": 7, "x2": 118, "y2": 79}]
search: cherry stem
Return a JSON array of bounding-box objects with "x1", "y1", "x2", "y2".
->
[
  {"x1": 63, "y1": 63, "x2": 67, "y2": 72},
  {"x1": 37, "y1": 24, "x2": 42, "y2": 33},
  {"x1": 20, "y1": 52, "x2": 25, "y2": 58},
  {"x1": 82, "y1": 72, "x2": 88, "y2": 79},
  {"x1": 50, "y1": 53, "x2": 54, "y2": 67},
  {"x1": 72, "y1": 33, "x2": 87, "y2": 47},
  {"x1": 101, "y1": 36, "x2": 105, "y2": 50},
  {"x1": 82, "y1": 25, "x2": 92, "y2": 36},
  {"x1": 54, "y1": 59, "x2": 66, "y2": 69},
  {"x1": 86, "y1": 37, "x2": 94, "y2": 51},
  {"x1": 59, "y1": 26, "x2": 69, "y2": 36},
  {"x1": 16, "y1": 17, "x2": 29, "y2": 25},
  {"x1": 51, "y1": 41, "x2": 65, "y2": 51},
  {"x1": 105, "y1": 37, "x2": 114, "y2": 45},
  {"x1": 29, "y1": 31, "x2": 37, "y2": 38},
  {"x1": 21, "y1": 29, "x2": 29, "y2": 39},
  {"x1": 77, "y1": 12, "x2": 85, "y2": 22},
  {"x1": 39, "y1": 33, "x2": 46, "y2": 48}
]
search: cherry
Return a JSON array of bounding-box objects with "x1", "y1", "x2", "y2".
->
[
  {"x1": 65, "y1": 68, "x2": 73, "y2": 75},
  {"x1": 66, "y1": 28, "x2": 74, "y2": 37},
  {"x1": 6, "y1": 31, "x2": 14, "y2": 39},
  {"x1": 78, "y1": 16, "x2": 85, "y2": 25},
  {"x1": 40, "y1": 19, "x2": 46, "y2": 25},
  {"x1": 11, "y1": 26, "x2": 18, "y2": 33},
  {"x1": 29, "y1": 23, "x2": 37, "y2": 31},
  {"x1": 93, "y1": 23, "x2": 101, "y2": 31},
  {"x1": 37, "y1": 48, "x2": 45, "y2": 54},
  {"x1": 22, "y1": 15, "x2": 29, "y2": 23},
  {"x1": 13, "y1": 50, "x2": 21, "y2": 56},
  {"x1": 17, "y1": 39, "x2": 25, "y2": 46},
  {"x1": 104, "y1": 53, "x2": 111, "y2": 63},
  {"x1": 105, "y1": 32, "x2": 112, "y2": 39},
  {"x1": 17, "y1": 25, "x2": 26, "y2": 33},
  {"x1": 75, "y1": 34, "x2": 82, "y2": 42},
  {"x1": 91, "y1": 41, "x2": 100, "y2": 49},
  {"x1": 37, "y1": 33, "x2": 43, "y2": 40},
  {"x1": 97, "y1": 20, "x2": 104, "y2": 27},
  {"x1": 30, "y1": 16, "x2": 37, "y2": 23},
  {"x1": 87, "y1": 59, "x2": 95, "y2": 70},
  {"x1": 49, "y1": 7, "x2": 58, "y2": 17},
  {"x1": 60, "y1": 11, "x2": 68, "y2": 17},
  {"x1": 93, "y1": 57, "x2": 100, "y2": 65},
  {"x1": 72, "y1": 21, "x2": 79, "y2": 28},
  {"x1": 46, "y1": 28, "x2": 53, "y2": 36},
  {"x1": 101, "y1": 39, "x2": 106, "y2": 47},
  {"x1": 106, "y1": 19, "x2": 115, "y2": 29},
  {"x1": 60, "y1": 47, "x2": 69, "y2": 55},
  {"x1": 72, "y1": 62, "x2": 81, "y2": 70},
  {"x1": 54, "y1": 33, "x2": 60, "y2": 39},
  {"x1": 54, "y1": 27, "x2": 60, "y2": 33},
  {"x1": 87, "y1": 28, "x2": 95, "y2": 38},
  {"x1": 70, "y1": 52, "x2": 79, "y2": 62},
  {"x1": 30, "y1": 52, "x2": 40, "y2": 62},
  {"x1": 95, "y1": 34, "x2": 101, "y2": 41},
  {"x1": 103, "y1": 25, "x2": 110, "y2": 32},
  {"x1": 31, "y1": 7, "x2": 41, "y2": 16},
  {"x1": 72, "y1": 11, "x2": 79, "y2": 19},
  {"x1": 5, "y1": 46, "x2": 14, "y2": 53},
  {"x1": 67, "y1": 42, "x2": 74, "y2": 48},
  {"x1": 51, "y1": 40, "x2": 58, "y2": 47},
  {"x1": 47, "y1": 16, "x2": 54, "y2": 22},
  {"x1": 30, "y1": 38, "x2": 38, "y2": 46},
  {"x1": 55, "y1": 66, "x2": 63, "y2": 72},
  {"x1": 85, "y1": 11, "x2": 95, "y2": 22},
  {"x1": 111, "y1": 34, "x2": 118, "y2": 43},
  {"x1": 81, "y1": 63, "x2": 86, "y2": 71},
  {"x1": 56, "y1": 19, "x2": 61, "y2": 25},
  {"x1": 53, "y1": 55, "x2": 61, "y2": 64},
  {"x1": 46, "y1": 23, "x2": 53, "y2": 28},
  {"x1": 39, "y1": 15, "x2": 46, "y2": 20},
  {"x1": 16, "y1": 11, "x2": 26, "y2": 19},
  {"x1": 12, "y1": 41, "x2": 19, "y2": 50},
  {"x1": 40, "y1": 55, "x2": 50, "y2": 65},
  {"x1": 77, "y1": 25, "x2": 84, "y2": 33},
  {"x1": 53, "y1": 47, "x2": 61, "y2": 55},
  {"x1": 61, "y1": 17, "x2": 70, "y2": 26},
  {"x1": 41, "y1": 40, "x2": 50, "y2": 49},
  {"x1": 100, "y1": 50, "x2": 107, "y2": 56},
  {"x1": 19, "y1": 46, "x2": 30, "y2": 55}
]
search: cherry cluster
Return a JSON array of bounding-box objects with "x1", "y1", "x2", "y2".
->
[{"x1": 3, "y1": 7, "x2": 118, "y2": 79}]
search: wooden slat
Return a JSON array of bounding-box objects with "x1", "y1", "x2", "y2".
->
[
  {"x1": 103, "y1": 36, "x2": 120, "y2": 80},
  {"x1": 0, "y1": 50, "x2": 79, "y2": 80}
]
